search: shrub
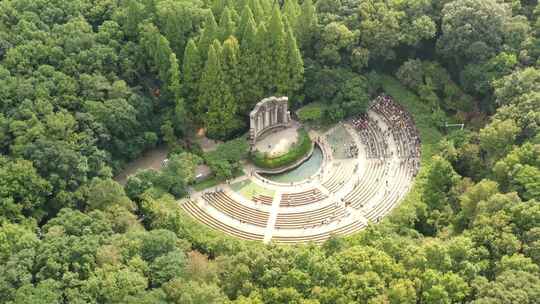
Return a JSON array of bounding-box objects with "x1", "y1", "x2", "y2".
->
[{"x1": 297, "y1": 103, "x2": 325, "y2": 123}]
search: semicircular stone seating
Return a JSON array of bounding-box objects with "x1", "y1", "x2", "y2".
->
[{"x1": 180, "y1": 95, "x2": 421, "y2": 244}]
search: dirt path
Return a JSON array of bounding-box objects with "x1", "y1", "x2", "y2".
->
[{"x1": 114, "y1": 146, "x2": 168, "y2": 185}]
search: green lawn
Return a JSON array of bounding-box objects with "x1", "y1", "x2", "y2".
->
[{"x1": 230, "y1": 179, "x2": 275, "y2": 199}]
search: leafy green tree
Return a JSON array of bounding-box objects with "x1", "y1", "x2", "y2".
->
[
  {"x1": 156, "y1": 152, "x2": 201, "y2": 197},
  {"x1": 163, "y1": 279, "x2": 228, "y2": 304},
  {"x1": 149, "y1": 250, "x2": 186, "y2": 287},
  {"x1": 472, "y1": 270, "x2": 540, "y2": 303},
  {"x1": 82, "y1": 178, "x2": 134, "y2": 212},
  {"x1": 420, "y1": 156, "x2": 460, "y2": 233},
  {"x1": 11, "y1": 280, "x2": 62, "y2": 304},
  {"x1": 457, "y1": 179, "x2": 500, "y2": 230},
  {"x1": 437, "y1": 0, "x2": 510, "y2": 66},
  {"x1": 479, "y1": 119, "x2": 521, "y2": 160},
  {"x1": 80, "y1": 265, "x2": 149, "y2": 303},
  {"x1": 0, "y1": 156, "x2": 51, "y2": 222},
  {"x1": 493, "y1": 67, "x2": 540, "y2": 106}
]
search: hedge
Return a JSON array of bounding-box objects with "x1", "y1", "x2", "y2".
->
[{"x1": 251, "y1": 129, "x2": 312, "y2": 169}]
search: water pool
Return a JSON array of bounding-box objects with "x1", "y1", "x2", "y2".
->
[{"x1": 262, "y1": 145, "x2": 323, "y2": 183}]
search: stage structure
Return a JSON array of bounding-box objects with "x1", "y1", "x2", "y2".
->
[{"x1": 249, "y1": 96, "x2": 291, "y2": 148}]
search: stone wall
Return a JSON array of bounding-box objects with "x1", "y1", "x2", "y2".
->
[{"x1": 249, "y1": 96, "x2": 291, "y2": 147}]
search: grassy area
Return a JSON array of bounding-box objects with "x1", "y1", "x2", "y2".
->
[
  {"x1": 252, "y1": 129, "x2": 312, "y2": 169},
  {"x1": 231, "y1": 179, "x2": 275, "y2": 199}
]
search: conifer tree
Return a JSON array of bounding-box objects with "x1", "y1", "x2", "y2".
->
[
  {"x1": 140, "y1": 23, "x2": 173, "y2": 86},
  {"x1": 167, "y1": 53, "x2": 182, "y2": 100},
  {"x1": 282, "y1": 0, "x2": 300, "y2": 30},
  {"x1": 212, "y1": 39, "x2": 223, "y2": 57},
  {"x1": 157, "y1": 1, "x2": 192, "y2": 58},
  {"x1": 198, "y1": 12, "x2": 218, "y2": 60},
  {"x1": 182, "y1": 39, "x2": 202, "y2": 116},
  {"x1": 219, "y1": 7, "x2": 236, "y2": 41},
  {"x1": 238, "y1": 18, "x2": 263, "y2": 113},
  {"x1": 296, "y1": 0, "x2": 318, "y2": 51},
  {"x1": 283, "y1": 18, "x2": 304, "y2": 99},
  {"x1": 248, "y1": 0, "x2": 265, "y2": 23},
  {"x1": 259, "y1": 0, "x2": 273, "y2": 17},
  {"x1": 256, "y1": 23, "x2": 273, "y2": 94},
  {"x1": 237, "y1": 5, "x2": 255, "y2": 42},
  {"x1": 222, "y1": 36, "x2": 242, "y2": 110},
  {"x1": 167, "y1": 53, "x2": 187, "y2": 133},
  {"x1": 266, "y1": 5, "x2": 287, "y2": 94},
  {"x1": 230, "y1": 7, "x2": 241, "y2": 26},
  {"x1": 211, "y1": 0, "x2": 227, "y2": 19},
  {"x1": 199, "y1": 43, "x2": 240, "y2": 139}
]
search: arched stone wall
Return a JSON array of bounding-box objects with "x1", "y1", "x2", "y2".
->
[{"x1": 249, "y1": 96, "x2": 291, "y2": 147}]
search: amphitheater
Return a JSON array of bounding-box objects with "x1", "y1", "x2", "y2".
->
[{"x1": 181, "y1": 95, "x2": 421, "y2": 244}]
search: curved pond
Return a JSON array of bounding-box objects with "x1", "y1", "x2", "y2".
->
[{"x1": 262, "y1": 145, "x2": 323, "y2": 183}]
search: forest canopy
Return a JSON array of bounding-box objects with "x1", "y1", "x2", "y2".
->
[{"x1": 0, "y1": 0, "x2": 539, "y2": 303}]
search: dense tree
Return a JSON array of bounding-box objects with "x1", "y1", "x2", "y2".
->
[
  {"x1": 437, "y1": 0, "x2": 510, "y2": 66},
  {"x1": 182, "y1": 39, "x2": 203, "y2": 117},
  {"x1": 198, "y1": 43, "x2": 241, "y2": 139}
]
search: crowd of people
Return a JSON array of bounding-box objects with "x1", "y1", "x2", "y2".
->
[
  {"x1": 351, "y1": 95, "x2": 421, "y2": 175},
  {"x1": 372, "y1": 95, "x2": 421, "y2": 159},
  {"x1": 354, "y1": 116, "x2": 389, "y2": 159}
]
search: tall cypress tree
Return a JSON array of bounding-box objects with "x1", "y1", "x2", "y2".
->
[
  {"x1": 282, "y1": 0, "x2": 300, "y2": 30},
  {"x1": 182, "y1": 39, "x2": 202, "y2": 117},
  {"x1": 198, "y1": 12, "x2": 218, "y2": 60},
  {"x1": 266, "y1": 5, "x2": 287, "y2": 94},
  {"x1": 256, "y1": 23, "x2": 273, "y2": 95},
  {"x1": 140, "y1": 23, "x2": 173, "y2": 86},
  {"x1": 283, "y1": 18, "x2": 304, "y2": 99},
  {"x1": 296, "y1": 0, "x2": 317, "y2": 52},
  {"x1": 211, "y1": 0, "x2": 227, "y2": 19},
  {"x1": 157, "y1": 1, "x2": 192, "y2": 58},
  {"x1": 238, "y1": 18, "x2": 263, "y2": 113},
  {"x1": 219, "y1": 7, "x2": 236, "y2": 41},
  {"x1": 167, "y1": 52, "x2": 187, "y2": 133},
  {"x1": 222, "y1": 36, "x2": 242, "y2": 111},
  {"x1": 237, "y1": 5, "x2": 255, "y2": 42},
  {"x1": 199, "y1": 42, "x2": 240, "y2": 139},
  {"x1": 259, "y1": 0, "x2": 273, "y2": 17},
  {"x1": 248, "y1": 0, "x2": 264, "y2": 23}
]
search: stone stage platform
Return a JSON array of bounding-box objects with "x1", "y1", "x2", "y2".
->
[{"x1": 254, "y1": 124, "x2": 300, "y2": 157}]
